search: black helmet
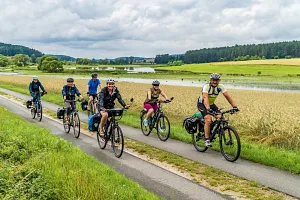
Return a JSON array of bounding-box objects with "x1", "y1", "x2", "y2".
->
[
  {"x1": 210, "y1": 73, "x2": 221, "y2": 80},
  {"x1": 183, "y1": 117, "x2": 198, "y2": 134},
  {"x1": 67, "y1": 78, "x2": 74, "y2": 82},
  {"x1": 106, "y1": 78, "x2": 115, "y2": 84},
  {"x1": 152, "y1": 80, "x2": 160, "y2": 85},
  {"x1": 92, "y1": 73, "x2": 98, "y2": 78}
]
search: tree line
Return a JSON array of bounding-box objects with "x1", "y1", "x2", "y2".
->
[
  {"x1": 154, "y1": 40, "x2": 300, "y2": 64},
  {"x1": 0, "y1": 42, "x2": 43, "y2": 57}
]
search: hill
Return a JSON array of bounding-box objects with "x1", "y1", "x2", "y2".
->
[{"x1": 0, "y1": 42, "x2": 43, "y2": 57}]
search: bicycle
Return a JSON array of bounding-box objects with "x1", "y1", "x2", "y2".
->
[
  {"x1": 97, "y1": 106, "x2": 131, "y2": 158},
  {"x1": 191, "y1": 109, "x2": 241, "y2": 162},
  {"x1": 30, "y1": 92, "x2": 46, "y2": 121},
  {"x1": 140, "y1": 97, "x2": 174, "y2": 141},
  {"x1": 62, "y1": 99, "x2": 81, "y2": 138},
  {"x1": 87, "y1": 93, "x2": 98, "y2": 116}
]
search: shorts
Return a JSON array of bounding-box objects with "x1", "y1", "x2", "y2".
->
[
  {"x1": 197, "y1": 103, "x2": 218, "y2": 117},
  {"x1": 144, "y1": 102, "x2": 158, "y2": 112},
  {"x1": 89, "y1": 94, "x2": 98, "y2": 99}
]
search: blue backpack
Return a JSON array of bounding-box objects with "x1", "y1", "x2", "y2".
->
[{"x1": 88, "y1": 114, "x2": 101, "y2": 132}]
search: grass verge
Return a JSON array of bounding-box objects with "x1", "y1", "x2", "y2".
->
[
  {"x1": 1, "y1": 83, "x2": 300, "y2": 175},
  {"x1": 0, "y1": 105, "x2": 161, "y2": 200}
]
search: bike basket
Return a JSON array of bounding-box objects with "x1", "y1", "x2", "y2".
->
[
  {"x1": 56, "y1": 108, "x2": 65, "y2": 119},
  {"x1": 81, "y1": 100, "x2": 88, "y2": 111},
  {"x1": 108, "y1": 108, "x2": 123, "y2": 117},
  {"x1": 183, "y1": 117, "x2": 198, "y2": 134},
  {"x1": 88, "y1": 114, "x2": 101, "y2": 132},
  {"x1": 26, "y1": 100, "x2": 32, "y2": 109}
]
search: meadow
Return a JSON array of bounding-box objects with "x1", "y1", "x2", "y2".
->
[
  {"x1": 1, "y1": 75, "x2": 300, "y2": 174},
  {"x1": 0, "y1": 106, "x2": 160, "y2": 199}
]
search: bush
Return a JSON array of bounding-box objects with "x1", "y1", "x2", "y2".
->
[
  {"x1": 38, "y1": 56, "x2": 64, "y2": 73},
  {"x1": 167, "y1": 60, "x2": 184, "y2": 66},
  {"x1": 0, "y1": 54, "x2": 9, "y2": 67},
  {"x1": 285, "y1": 55, "x2": 292, "y2": 59},
  {"x1": 274, "y1": 56, "x2": 279, "y2": 59}
]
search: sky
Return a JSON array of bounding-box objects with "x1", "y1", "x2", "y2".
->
[{"x1": 1, "y1": 0, "x2": 300, "y2": 59}]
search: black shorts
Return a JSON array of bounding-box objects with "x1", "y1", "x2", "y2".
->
[
  {"x1": 89, "y1": 94, "x2": 98, "y2": 99},
  {"x1": 197, "y1": 103, "x2": 218, "y2": 117}
]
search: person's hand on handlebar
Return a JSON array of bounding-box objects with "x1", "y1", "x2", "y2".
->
[
  {"x1": 124, "y1": 105, "x2": 130, "y2": 109},
  {"x1": 207, "y1": 108, "x2": 214, "y2": 115},
  {"x1": 233, "y1": 106, "x2": 240, "y2": 113}
]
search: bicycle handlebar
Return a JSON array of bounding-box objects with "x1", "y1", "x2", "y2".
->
[{"x1": 210, "y1": 109, "x2": 239, "y2": 116}]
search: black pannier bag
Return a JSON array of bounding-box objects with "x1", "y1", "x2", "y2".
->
[
  {"x1": 81, "y1": 100, "x2": 88, "y2": 111},
  {"x1": 26, "y1": 100, "x2": 32, "y2": 108},
  {"x1": 57, "y1": 108, "x2": 65, "y2": 119},
  {"x1": 183, "y1": 117, "x2": 198, "y2": 134}
]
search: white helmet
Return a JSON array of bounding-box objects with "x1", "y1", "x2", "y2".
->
[{"x1": 33, "y1": 76, "x2": 38, "y2": 80}]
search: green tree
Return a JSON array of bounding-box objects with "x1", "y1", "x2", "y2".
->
[
  {"x1": 0, "y1": 54, "x2": 9, "y2": 67},
  {"x1": 13, "y1": 54, "x2": 30, "y2": 66},
  {"x1": 31, "y1": 54, "x2": 37, "y2": 63},
  {"x1": 38, "y1": 55, "x2": 63, "y2": 72}
]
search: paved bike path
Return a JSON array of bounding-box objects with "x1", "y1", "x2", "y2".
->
[
  {"x1": 0, "y1": 95, "x2": 227, "y2": 200},
  {"x1": 1, "y1": 87, "x2": 300, "y2": 198}
]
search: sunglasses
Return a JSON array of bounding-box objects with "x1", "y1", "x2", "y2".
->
[
  {"x1": 152, "y1": 84, "x2": 159, "y2": 86},
  {"x1": 67, "y1": 81, "x2": 74, "y2": 83}
]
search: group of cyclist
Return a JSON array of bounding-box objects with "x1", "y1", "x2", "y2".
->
[{"x1": 28, "y1": 72, "x2": 239, "y2": 147}]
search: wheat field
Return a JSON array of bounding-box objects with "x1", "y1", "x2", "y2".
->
[{"x1": 1, "y1": 75, "x2": 300, "y2": 150}]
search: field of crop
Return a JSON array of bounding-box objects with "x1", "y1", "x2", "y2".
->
[
  {"x1": 0, "y1": 105, "x2": 160, "y2": 199},
  {"x1": 159, "y1": 59, "x2": 300, "y2": 76},
  {"x1": 1, "y1": 75, "x2": 300, "y2": 151}
]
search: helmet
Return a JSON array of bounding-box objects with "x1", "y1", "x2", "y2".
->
[
  {"x1": 152, "y1": 80, "x2": 160, "y2": 85},
  {"x1": 183, "y1": 117, "x2": 198, "y2": 134},
  {"x1": 210, "y1": 73, "x2": 221, "y2": 80},
  {"x1": 67, "y1": 78, "x2": 74, "y2": 82},
  {"x1": 106, "y1": 78, "x2": 115, "y2": 84},
  {"x1": 33, "y1": 76, "x2": 38, "y2": 80},
  {"x1": 92, "y1": 73, "x2": 98, "y2": 78}
]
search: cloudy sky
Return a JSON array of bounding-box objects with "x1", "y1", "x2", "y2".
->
[{"x1": 1, "y1": 0, "x2": 299, "y2": 58}]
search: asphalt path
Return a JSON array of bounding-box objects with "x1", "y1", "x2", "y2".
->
[
  {"x1": 0, "y1": 94, "x2": 227, "y2": 200},
  {"x1": 1, "y1": 87, "x2": 300, "y2": 198}
]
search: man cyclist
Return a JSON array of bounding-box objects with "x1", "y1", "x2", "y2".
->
[
  {"x1": 87, "y1": 73, "x2": 101, "y2": 112},
  {"x1": 98, "y1": 78, "x2": 129, "y2": 136},
  {"x1": 143, "y1": 80, "x2": 171, "y2": 132},
  {"x1": 62, "y1": 78, "x2": 84, "y2": 116},
  {"x1": 29, "y1": 76, "x2": 47, "y2": 107},
  {"x1": 198, "y1": 73, "x2": 239, "y2": 147}
]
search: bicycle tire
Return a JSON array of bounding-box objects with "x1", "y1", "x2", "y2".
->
[
  {"x1": 38, "y1": 103, "x2": 43, "y2": 121},
  {"x1": 140, "y1": 112, "x2": 151, "y2": 136},
  {"x1": 111, "y1": 125, "x2": 124, "y2": 158},
  {"x1": 219, "y1": 125, "x2": 241, "y2": 162},
  {"x1": 31, "y1": 106, "x2": 36, "y2": 119},
  {"x1": 156, "y1": 115, "x2": 170, "y2": 141},
  {"x1": 63, "y1": 111, "x2": 70, "y2": 133},
  {"x1": 73, "y1": 112, "x2": 81, "y2": 138}
]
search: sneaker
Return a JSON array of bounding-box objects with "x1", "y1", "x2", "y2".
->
[
  {"x1": 158, "y1": 128, "x2": 164, "y2": 133},
  {"x1": 205, "y1": 139, "x2": 212, "y2": 147},
  {"x1": 143, "y1": 118, "x2": 148, "y2": 127}
]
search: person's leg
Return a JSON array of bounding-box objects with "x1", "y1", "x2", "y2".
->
[
  {"x1": 99, "y1": 111, "x2": 108, "y2": 136},
  {"x1": 88, "y1": 95, "x2": 93, "y2": 111},
  {"x1": 197, "y1": 102, "x2": 212, "y2": 147}
]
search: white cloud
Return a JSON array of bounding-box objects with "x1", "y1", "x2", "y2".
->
[{"x1": 1, "y1": 0, "x2": 300, "y2": 58}]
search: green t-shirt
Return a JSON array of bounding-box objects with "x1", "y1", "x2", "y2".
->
[
  {"x1": 198, "y1": 83, "x2": 227, "y2": 105},
  {"x1": 145, "y1": 88, "x2": 161, "y2": 102}
]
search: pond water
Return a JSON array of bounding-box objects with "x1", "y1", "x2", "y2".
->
[{"x1": 66, "y1": 67, "x2": 156, "y2": 73}]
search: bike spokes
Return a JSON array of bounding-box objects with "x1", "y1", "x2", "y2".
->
[
  {"x1": 112, "y1": 126, "x2": 124, "y2": 158},
  {"x1": 73, "y1": 113, "x2": 81, "y2": 138},
  {"x1": 141, "y1": 112, "x2": 151, "y2": 136},
  {"x1": 156, "y1": 116, "x2": 170, "y2": 141},
  {"x1": 220, "y1": 126, "x2": 241, "y2": 162},
  {"x1": 192, "y1": 132, "x2": 208, "y2": 152}
]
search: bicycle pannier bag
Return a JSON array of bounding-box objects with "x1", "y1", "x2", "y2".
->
[
  {"x1": 183, "y1": 117, "x2": 198, "y2": 134},
  {"x1": 57, "y1": 108, "x2": 65, "y2": 119},
  {"x1": 88, "y1": 114, "x2": 101, "y2": 132},
  {"x1": 81, "y1": 100, "x2": 88, "y2": 111},
  {"x1": 26, "y1": 100, "x2": 32, "y2": 109}
]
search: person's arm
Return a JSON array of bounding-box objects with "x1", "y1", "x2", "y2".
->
[
  {"x1": 62, "y1": 86, "x2": 66, "y2": 100},
  {"x1": 39, "y1": 82, "x2": 46, "y2": 93},
  {"x1": 223, "y1": 92, "x2": 237, "y2": 107},
  {"x1": 29, "y1": 83, "x2": 33, "y2": 93},
  {"x1": 203, "y1": 93, "x2": 210, "y2": 109},
  {"x1": 98, "y1": 79, "x2": 102, "y2": 90},
  {"x1": 75, "y1": 86, "x2": 83, "y2": 100},
  {"x1": 98, "y1": 89, "x2": 105, "y2": 111},
  {"x1": 161, "y1": 91, "x2": 169, "y2": 100},
  {"x1": 87, "y1": 80, "x2": 91, "y2": 94}
]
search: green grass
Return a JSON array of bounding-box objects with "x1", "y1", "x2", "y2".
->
[
  {"x1": 0, "y1": 105, "x2": 161, "y2": 200},
  {"x1": 159, "y1": 63, "x2": 300, "y2": 76},
  {"x1": 1, "y1": 83, "x2": 300, "y2": 175}
]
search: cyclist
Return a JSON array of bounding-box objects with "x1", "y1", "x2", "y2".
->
[
  {"x1": 29, "y1": 76, "x2": 47, "y2": 107},
  {"x1": 62, "y1": 78, "x2": 84, "y2": 116},
  {"x1": 87, "y1": 73, "x2": 101, "y2": 111},
  {"x1": 198, "y1": 73, "x2": 239, "y2": 147},
  {"x1": 98, "y1": 78, "x2": 129, "y2": 136},
  {"x1": 143, "y1": 80, "x2": 171, "y2": 132}
]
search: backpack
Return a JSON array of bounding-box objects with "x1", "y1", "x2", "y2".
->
[
  {"x1": 88, "y1": 114, "x2": 101, "y2": 132},
  {"x1": 26, "y1": 100, "x2": 32, "y2": 109}
]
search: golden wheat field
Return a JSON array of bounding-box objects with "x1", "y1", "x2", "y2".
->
[{"x1": 1, "y1": 75, "x2": 300, "y2": 149}]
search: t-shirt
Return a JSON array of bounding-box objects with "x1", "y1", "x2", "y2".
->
[
  {"x1": 145, "y1": 88, "x2": 161, "y2": 102},
  {"x1": 198, "y1": 83, "x2": 227, "y2": 105},
  {"x1": 88, "y1": 79, "x2": 101, "y2": 94}
]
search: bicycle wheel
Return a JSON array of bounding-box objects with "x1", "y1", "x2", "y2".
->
[
  {"x1": 156, "y1": 115, "x2": 170, "y2": 141},
  {"x1": 97, "y1": 126, "x2": 108, "y2": 150},
  {"x1": 192, "y1": 131, "x2": 208, "y2": 152},
  {"x1": 141, "y1": 112, "x2": 151, "y2": 136},
  {"x1": 111, "y1": 125, "x2": 124, "y2": 158},
  {"x1": 73, "y1": 112, "x2": 81, "y2": 138},
  {"x1": 63, "y1": 111, "x2": 70, "y2": 133},
  {"x1": 219, "y1": 125, "x2": 241, "y2": 162},
  {"x1": 37, "y1": 103, "x2": 43, "y2": 121}
]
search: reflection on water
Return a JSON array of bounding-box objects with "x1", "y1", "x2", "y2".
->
[
  {"x1": 0, "y1": 72, "x2": 299, "y2": 93},
  {"x1": 66, "y1": 67, "x2": 156, "y2": 73}
]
